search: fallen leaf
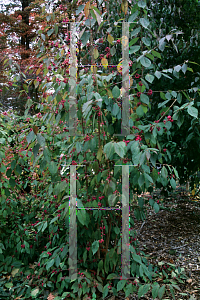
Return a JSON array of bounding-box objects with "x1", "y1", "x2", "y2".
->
[
  {"x1": 187, "y1": 278, "x2": 192, "y2": 283},
  {"x1": 47, "y1": 293, "x2": 55, "y2": 300},
  {"x1": 157, "y1": 277, "x2": 163, "y2": 281},
  {"x1": 14, "y1": 295, "x2": 23, "y2": 300},
  {"x1": 11, "y1": 268, "x2": 19, "y2": 277}
]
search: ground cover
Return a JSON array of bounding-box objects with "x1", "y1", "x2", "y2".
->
[{"x1": 0, "y1": 185, "x2": 199, "y2": 300}]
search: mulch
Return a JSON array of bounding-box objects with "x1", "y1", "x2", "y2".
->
[{"x1": 101, "y1": 186, "x2": 200, "y2": 300}]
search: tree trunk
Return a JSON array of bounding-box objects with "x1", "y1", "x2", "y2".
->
[
  {"x1": 21, "y1": 0, "x2": 30, "y2": 60},
  {"x1": 186, "y1": 181, "x2": 190, "y2": 191}
]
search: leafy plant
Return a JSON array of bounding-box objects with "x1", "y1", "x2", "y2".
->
[{"x1": 0, "y1": 0, "x2": 199, "y2": 299}]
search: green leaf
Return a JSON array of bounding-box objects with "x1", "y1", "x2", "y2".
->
[
  {"x1": 172, "y1": 167, "x2": 179, "y2": 178},
  {"x1": 103, "y1": 284, "x2": 109, "y2": 298},
  {"x1": 161, "y1": 72, "x2": 172, "y2": 80},
  {"x1": 54, "y1": 180, "x2": 68, "y2": 195},
  {"x1": 31, "y1": 288, "x2": 39, "y2": 297},
  {"x1": 0, "y1": 243, "x2": 5, "y2": 251},
  {"x1": 140, "y1": 94, "x2": 149, "y2": 105},
  {"x1": 37, "y1": 134, "x2": 45, "y2": 147},
  {"x1": 77, "y1": 209, "x2": 86, "y2": 226},
  {"x1": 46, "y1": 15, "x2": 51, "y2": 21},
  {"x1": 144, "y1": 173, "x2": 153, "y2": 183},
  {"x1": 188, "y1": 106, "x2": 198, "y2": 118},
  {"x1": 47, "y1": 28, "x2": 54, "y2": 36},
  {"x1": 83, "y1": 250, "x2": 87, "y2": 263},
  {"x1": 129, "y1": 45, "x2": 140, "y2": 54},
  {"x1": 76, "y1": 4, "x2": 84, "y2": 16},
  {"x1": 159, "y1": 37, "x2": 166, "y2": 52},
  {"x1": 11, "y1": 160, "x2": 16, "y2": 170},
  {"x1": 152, "y1": 283, "x2": 160, "y2": 299},
  {"x1": 131, "y1": 252, "x2": 142, "y2": 264},
  {"x1": 55, "y1": 255, "x2": 61, "y2": 267},
  {"x1": 106, "y1": 273, "x2": 118, "y2": 279},
  {"x1": 114, "y1": 142, "x2": 126, "y2": 158},
  {"x1": 140, "y1": 57, "x2": 151, "y2": 68},
  {"x1": 9, "y1": 178, "x2": 16, "y2": 187},
  {"x1": 110, "y1": 46, "x2": 116, "y2": 56},
  {"x1": 112, "y1": 103, "x2": 120, "y2": 116},
  {"x1": 152, "y1": 168, "x2": 158, "y2": 181},
  {"x1": 170, "y1": 177, "x2": 176, "y2": 189},
  {"x1": 138, "y1": 174, "x2": 144, "y2": 187},
  {"x1": 153, "y1": 202, "x2": 159, "y2": 213},
  {"x1": 104, "y1": 142, "x2": 115, "y2": 159},
  {"x1": 139, "y1": 18, "x2": 149, "y2": 28},
  {"x1": 158, "y1": 285, "x2": 166, "y2": 299},
  {"x1": 158, "y1": 99, "x2": 171, "y2": 108},
  {"x1": 0, "y1": 138, "x2": 5, "y2": 144},
  {"x1": 49, "y1": 161, "x2": 57, "y2": 175},
  {"x1": 6, "y1": 168, "x2": 12, "y2": 177},
  {"x1": 42, "y1": 221, "x2": 48, "y2": 232},
  {"x1": 76, "y1": 142, "x2": 82, "y2": 153},
  {"x1": 155, "y1": 71, "x2": 162, "y2": 79},
  {"x1": 98, "y1": 259, "x2": 103, "y2": 271},
  {"x1": 50, "y1": 216, "x2": 58, "y2": 224},
  {"x1": 92, "y1": 240, "x2": 99, "y2": 255},
  {"x1": 33, "y1": 143, "x2": 40, "y2": 158},
  {"x1": 96, "y1": 283, "x2": 103, "y2": 293},
  {"x1": 152, "y1": 50, "x2": 161, "y2": 59},
  {"x1": 43, "y1": 147, "x2": 51, "y2": 163},
  {"x1": 136, "y1": 105, "x2": 144, "y2": 117},
  {"x1": 131, "y1": 28, "x2": 141, "y2": 38},
  {"x1": 117, "y1": 279, "x2": 126, "y2": 292},
  {"x1": 145, "y1": 74, "x2": 154, "y2": 83},
  {"x1": 138, "y1": 285, "x2": 144, "y2": 298},
  {"x1": 41, "y1": 33, "x2": 45, "y2": 41},
  {"x1": 5, "y1": 282, "x2": 13, "y2": 289},
  {"x1": 182, "y1": 63, "x2": 187, "y2": 74},
  {"x1": 125, "y1": 283, "x2": 134, "y2": 298},
  {"x1": 12, "y1": 260, "x2": 22, "y2": 267},
  {"x1": 174, "y1": 65, "x2": 181, "y2": 72},
  {"x1": 27, "y1": 130, "x2": 35, "y2": 143},
  {"x1": 82, "y1": 100, "x2": 93, "y2": 118},
  {"x1": 81, "y1": 31, "x2": 90, "y2": 46},
  {"x1": 46, "y1": 259, "x2": 54, "y2": 270},
  {"x1": 112, "y1": 86, "x2": 120, "y2": 98},
  {"x1": 60, "y1": 245, "x2": 68, "y2": 260},
  {"x1": 24, "y1": 240, "x2": 30, "y2": 253},
  {"x1": 171, "y1": 91, "x2": 177, "y2": 98},
  {"x1": 138, "y1": 0, "x2": 146, "y2": 8},
  {"x1": 128, "y1": 10, "x2": 139, "y2": 22},
  {"x1": 16, "y1": 165, "x2": 22, "y2": 175},
  {"x1": 138, "y1": 284, "x2": 150, "y2": 298},
  {"x1": 92, "y1": 6, "x2": 101, "y2": 16},
  {"x1": 161, "y1": 166, "x2": 168, "y2": 179},
  {"x1": 54, "y1": 24, "x2": 58, "y2": 35},
  {"x1": 171, "y1": 284, "x2": 181, "y2": 291},
  {"x1": 169, "y1": 285, "x2": 175, "y2": 300},
  {"x1": 142, "y1": 37, "x2": 151, "y2": 46},
  {"x1": 129, "y1": 37, "x2": 139, "y2": 47}
]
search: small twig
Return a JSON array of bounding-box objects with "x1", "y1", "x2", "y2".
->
[
  {"x1": 171, "y1": 244, "x2": 188, "y2": 250},
  {"x1": 137, "y1": 221, "x2": 146, "y2": 237}
]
